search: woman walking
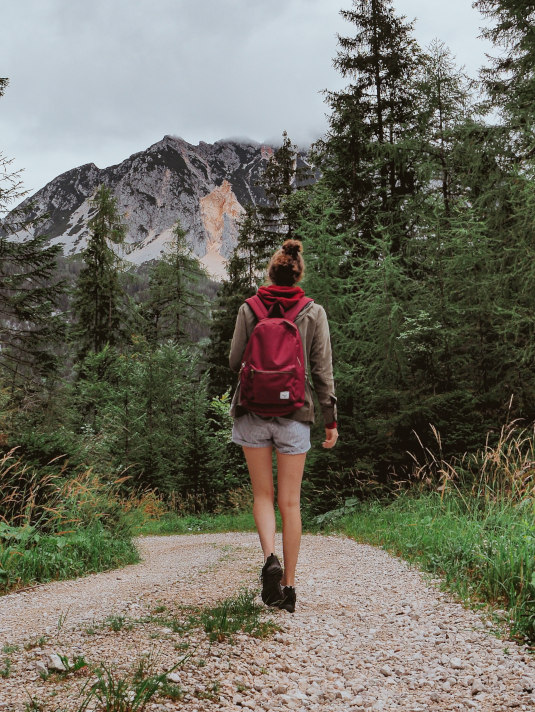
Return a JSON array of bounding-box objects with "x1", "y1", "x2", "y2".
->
[{"x1": 229, "y1": 239, "x2": 338, "y2": 613}]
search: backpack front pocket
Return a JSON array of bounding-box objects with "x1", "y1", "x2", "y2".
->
[{"x1": 246, "y1": 368, "x2": 298, "y2": 405}]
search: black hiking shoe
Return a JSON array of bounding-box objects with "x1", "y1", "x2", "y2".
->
[
  {"x1": 260, "y1": 553, "x2": 283, "y2": 606},
  {"x1": 278, "y1": 586, "x2": 296, "y2": 613}
]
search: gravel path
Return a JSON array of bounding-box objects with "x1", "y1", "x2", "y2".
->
[{"x1": 0, "y1": 532, "x2": 533, "y2": 711}]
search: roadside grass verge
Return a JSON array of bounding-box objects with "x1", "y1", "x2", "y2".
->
[
  {"x1": 325, "y1": 491, "x2": 535, "y2": 645},
  {"x1": 0, "y1": 448, "x2": 139, "y2": 594},
  {"x1": 136, "y1": 510, "x2": 258, "y2": 536},
  {"x1": 0, "y1": 440, "x2": 258, "y2": 593},
  {"x1": 0, "y1": 523, "x2": 139, "y2": 593}
]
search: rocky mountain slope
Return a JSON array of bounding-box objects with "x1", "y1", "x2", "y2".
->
[{"x1": 10, "y1": 136, "x2": 306, "y2": 279}]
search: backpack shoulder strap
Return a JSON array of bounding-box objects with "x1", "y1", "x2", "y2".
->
[
  {"x1": 284, "y1": 297, "x2": 314, "y2": 323},
  {"x1": 245, "y1": 295, "x2": 269, "y2": 321}
]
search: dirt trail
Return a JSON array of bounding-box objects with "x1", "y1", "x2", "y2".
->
[{"x1": 0, "y1": 532, "x2": 533, "y2": 711}]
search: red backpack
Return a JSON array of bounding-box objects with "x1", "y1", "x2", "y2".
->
[{"x1": 239, "y1": 295, "x2": 314, "y2": 417}]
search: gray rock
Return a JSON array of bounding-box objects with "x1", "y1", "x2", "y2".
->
[
  {"x1": 33, "y1": 661, "x2": 48, "y2": 676},
  {"x1": 43, "y1": 652, "x2": 66, "y2": 672},
  {"x1": 338, "y1": 689, "x2": 353, "y2": 700},
  {"x1": 471, "y1": 679, "x2": 486, "y2": 695},
  {"x1": 450, "y1": 656, "x2": 465, "y2": 670}
]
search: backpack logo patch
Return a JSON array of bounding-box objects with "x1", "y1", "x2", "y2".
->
[{"x1": 279, "y1": 391, "x2": 290, "y2": 400}]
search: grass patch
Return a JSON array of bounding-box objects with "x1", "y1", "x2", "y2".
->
[
  {"x1": 105, "y1": 615, "x2": 134, "y2": 632},
  {"x1": 197, "y1": 589, "x2": 279, "y2": 643},
  {"x1": 75, "y1": 590, "x2": 274, "y2": 711},
  {"x1": 131, "y1": 590, "x2": 278, "y2": 644},
  {"x1": 78, "y1": 661, "x2": 184, "y2": 712},
  {"x1": 327, "y1": 491, "x2": 535, "y2": 645},
  {"x1": 137, "y1": 510, "x2": 257, "y2": 536},
  {"x1": 0, "y1": 523, "x2": 139, "y2": 594},
  {"x1": 0, "y1": 657, "x2": 12, "y2": 678}
]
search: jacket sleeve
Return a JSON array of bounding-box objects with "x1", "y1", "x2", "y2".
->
[
  {"x1": 229, "y1": 304, "x2": 249, "y2": 372},
  {"x1": 309, "y1": 306, "x2": 337, "y2": 426}
]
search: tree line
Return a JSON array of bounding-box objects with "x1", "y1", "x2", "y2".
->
[{"x1": 1, "y1": 0, "x2": 534, "y2": 512}]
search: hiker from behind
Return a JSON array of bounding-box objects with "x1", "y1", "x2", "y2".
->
[{"x1": 229, "y1": 239, "x2": 338, "y2": 613}]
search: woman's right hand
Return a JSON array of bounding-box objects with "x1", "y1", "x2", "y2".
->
[{"x1": 322, "y1": 427, "x2": 338, "y2": 449}]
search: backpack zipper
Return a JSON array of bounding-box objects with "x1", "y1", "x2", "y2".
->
[{"x1": 250, "y1": 368, "x2": 294, "y2": 376}]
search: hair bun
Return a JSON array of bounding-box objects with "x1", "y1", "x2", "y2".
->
[{"x1": 281, "y1": 239, "x2": 302, "y2": 259}]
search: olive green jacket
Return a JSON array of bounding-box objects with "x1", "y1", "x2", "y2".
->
[{"x1": 229, "y1": 300, "x2": 337, "y2": 426}]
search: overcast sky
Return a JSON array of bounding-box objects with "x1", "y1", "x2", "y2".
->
[{"x1": 1, "y1": 0, "x2": 493, "y2": 197}]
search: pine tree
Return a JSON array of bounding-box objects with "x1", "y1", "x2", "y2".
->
[
  {"x1": 0, "y1": 78, "x2": 65, "y2": 384},
  {"x1": 142, "y1": 221, "x2": 208, "y2": 345},
  {"x1": 206, "y1": 205, "x2": 259, "y2": 395},
  {"x1": 315, "y1": 0, "x2": 421, "y2": 257},
  {"x1": 414, "y1": 40, "x2": 475, "y2": 217},
  {"x1": 72, "y1": 338, "x2": 239, "y2": 505},
  {"x1": 300, "y1": 9, "x2": 510, "y2": 481},
  {"x1": 232, "y1": 131, "x2": 311, "y2": 282},
  {"x1": 301, "y1": 0, "x2": 424, "y2": 477},
  {"x1": 293, "y1": 183, "x2": 349, "y2": 332},
  {"x1": 71, "y1": 185, "x2": 128, "y2": 356},
  {"x1": 256, "y1": 131, "x2": 311, "y2": 244},
  {"x1": 475, "y1": 0, "x2": 535, "y2": 158},
  {"x1": 0, "y1": 232, "x2": 65, "y2": 383},
  {"x1": 292, "y1": 182, "x2": 354, "y2": 440},
  {"x1": 402, "y1": 41, "x2": 478, "y2": 394}
]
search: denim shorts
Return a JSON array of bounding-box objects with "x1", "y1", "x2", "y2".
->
[{"x1": 232, "y1": 412, "x2": 311, "y2": 454}]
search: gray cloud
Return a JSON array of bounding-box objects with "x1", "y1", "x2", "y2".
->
[{"x1": 1, "y1": 0, "x2": 493, "y2": 195}]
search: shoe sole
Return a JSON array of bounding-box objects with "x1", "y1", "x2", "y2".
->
[{"x1": 261, "y1": 561, "x2": 283, "y2": 606}]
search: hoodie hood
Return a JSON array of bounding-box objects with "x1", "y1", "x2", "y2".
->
[{"x1": 256, "y1": 285, "x2": 305, "y2": 312}]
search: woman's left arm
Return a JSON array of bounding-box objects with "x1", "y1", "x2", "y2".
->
[{"x1": 229, "y1": 304, "x2": 249, "y2": 372}]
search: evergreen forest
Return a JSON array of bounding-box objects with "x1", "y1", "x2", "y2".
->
[{"x1": 1, "y1": 1, "x2": 535, "y2": 627}]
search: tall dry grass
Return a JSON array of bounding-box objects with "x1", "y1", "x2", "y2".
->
[
  {"x1": 408, "y1": 420, "x2": 535, "y2": 504},
  {"x1": 0, "y1": 448, "x2": 141, "y2": 591}
]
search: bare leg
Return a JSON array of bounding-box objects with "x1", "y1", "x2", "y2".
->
[
  {"x1": 276, "y1": 452, "x2": 306, "y2": 586},
  {"x1": 242, "y1": 446, "x2": 276, "y2": 560}
]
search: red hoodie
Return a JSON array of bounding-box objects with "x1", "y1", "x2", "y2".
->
[{"x1": 256, "y1": 285, "x2": 305, "y2": 311}]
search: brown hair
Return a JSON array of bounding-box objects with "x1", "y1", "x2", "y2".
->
[{"x1": 267, "y1": 239, "x2": 305, "y2": 286}]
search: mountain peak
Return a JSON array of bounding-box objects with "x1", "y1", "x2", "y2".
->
[{"x1": 8, "y1": 136, "x2": 297, "y2": 280}]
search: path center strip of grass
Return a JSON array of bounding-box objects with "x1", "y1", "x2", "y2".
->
[{"x1": 3, "y1": 589, "x2": 279, "y2": 711}]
